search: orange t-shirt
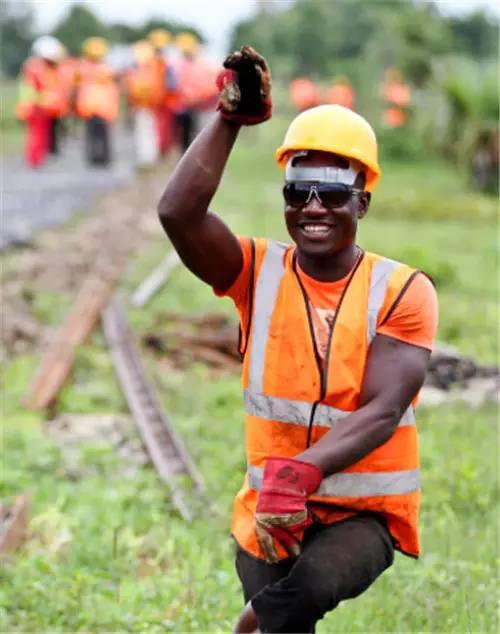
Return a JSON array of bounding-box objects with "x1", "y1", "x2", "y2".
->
[{"x1": 216, "y1": 237, "x2": 438, "y2": 358}]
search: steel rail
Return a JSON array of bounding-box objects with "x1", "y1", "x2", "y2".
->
[{"x1": 102, "y1": 296, "x2": 204, "y2": 521}]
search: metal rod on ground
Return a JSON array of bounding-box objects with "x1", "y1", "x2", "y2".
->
[
  {"x1": 130, "y1": 251, "x2": 181, "y2": 308},
  {"x1": 102, "y1": 296, "x2": 204, "y2": 521}
]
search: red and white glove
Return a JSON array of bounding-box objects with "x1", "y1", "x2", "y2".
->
[
  {"x1": 255, "y1": 457, "x2": 322, "y2": 564},
  {"x1": 216, "y1": 45, "x2": 272, "y2": 126}
]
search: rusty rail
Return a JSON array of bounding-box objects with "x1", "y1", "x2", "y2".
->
[{"x1": 102, "y1": 297, "x2": 204, "y2": 521}]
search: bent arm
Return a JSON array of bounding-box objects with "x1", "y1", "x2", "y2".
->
[
  {"x1": 158, "y1": 113, "x2": 244, "y2": 291},
  {"x1": 297, "y1": 334, "x2": 431, "y2": 475}
]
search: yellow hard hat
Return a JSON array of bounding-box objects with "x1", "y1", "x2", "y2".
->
[
  {"x1": 133, "y1": 40, "x2": 155, "y2": 65},
  {"x1": 275, "y1": 105, "x2": 381, "y2": 191},
  {"x1": 148, "y1": 29, "x2": 171, "y2": 49},
  {"x1": 175, "y1": 31, "x2": 199, "y2": 54},
  {"x1": 82, "y1": 37, "x2": 108, "y2": 61}
]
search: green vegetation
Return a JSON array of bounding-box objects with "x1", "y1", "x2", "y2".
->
[
  {"x1": 232, "y1": 1, "x2": 499, "y2": 194},
  {"x1": 1, "y1": 80, "x2": 23, "y2": 154},
  {"x1": 1, "y1": 113, "x2": 498, "y2": 631}
]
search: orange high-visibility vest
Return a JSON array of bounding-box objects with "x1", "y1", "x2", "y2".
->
[
  {"x1": 76, "y1": 63, "x2": 119, "y2": 122},
  {"x1": 289, "y1": 78, "x2": 321, "y2": 111},
  {"x1": 384, "y1": 82, "x2": 411, "y2": 108},
  {"x1": 326, "y1": 83, "x2": 355, "y2": 110},
  {"x1": 16, "y1": 58, "x2": 68, "y2": 120},
  {"x1": 232, "y1": 240, "x2": 421, "y2": 561},
  {"x1": 125, "y1": 61, "x2": 164, "y2": 109},
  {"x1": 383, "y1": 81, "x2": 411, "y2": 127},
  {"x1": 170, "y1": 56, "x2": 214, "y2": 110}
]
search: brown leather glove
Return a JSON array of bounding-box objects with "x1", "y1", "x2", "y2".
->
[{"x1": 216, "y1": 45, "x2": 272, "y2": 125}]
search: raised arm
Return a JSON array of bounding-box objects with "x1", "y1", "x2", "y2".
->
[
  {"x1": 158, "y1": 115, "x2": 243, "y2": 291},
  {"x1": 158, "y1": 46, "x2": 272, "y2": 292}
]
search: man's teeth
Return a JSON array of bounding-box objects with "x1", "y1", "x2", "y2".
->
[{"x1": 302, "y1": 224, "x2": 329, "y2": 233}]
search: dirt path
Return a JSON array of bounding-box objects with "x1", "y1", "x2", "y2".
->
[
  {"x1": 2, "y1": 149, "x2": 174, "y2": 358},
  {"x1": 1, "y1": 123, "x2": 136, "y2": 250}
]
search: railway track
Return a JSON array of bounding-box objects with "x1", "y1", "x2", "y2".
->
[{"x1": 102, "y1": 296, "x2": 204, "y2": 521}]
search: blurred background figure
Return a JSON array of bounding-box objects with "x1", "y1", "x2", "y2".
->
[
  {"x1": 472, "y1": 128, "x2": 499, "y2": 194},
  {"x1": 382, "y1": 68, "x2": 412, "y2": 128},
  {"x1": 289, "y1": 78, "x2": 321, "y2": 112},
  {"x1": 58, "y1": 51, "x2": 80, "y2": 132},
  {"x1": 16, "y1": 35, "x2": 67, "y2": 167},
  {"x1": 170, "y1": 31, "x2": 203, "y2": 152},
  {"x1": 326, "y1": 75, "x2": 355, "y2": 110},
  {"x1": 148, "y1": 28, "x2": 176, "y2": 158},
  {"x1": 125, "y1": 40, "x2": 162, "y2": 167},
  {"x1": 76, "y1": 37, "x2": 119, "y2": 167}
]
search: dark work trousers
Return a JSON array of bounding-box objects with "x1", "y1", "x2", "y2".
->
[
  {"x1": 175, "y1": 110, "x2": 197, "y2": 153},
  {"x1": 85, "y1": 115, "x2": 111, "y2": 166},
  {"x1": 48, "y1": 117, "x2": 59, "y2": 154},
  {"x1": 235, "y1": 513, "x2": 394, "y2": 633}
]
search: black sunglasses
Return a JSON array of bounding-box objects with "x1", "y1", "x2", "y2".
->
[{"x1": 283, "y1": 182, "x2": 364, "y2": 210}]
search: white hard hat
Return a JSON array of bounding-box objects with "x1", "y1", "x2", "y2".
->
[{"x1": 32, "y1": 36, "x2": 65, "y2": 62}]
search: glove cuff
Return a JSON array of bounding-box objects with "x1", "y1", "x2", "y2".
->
[{"x1": 263, "y1": 457, "x2": 323, "y2": 496}]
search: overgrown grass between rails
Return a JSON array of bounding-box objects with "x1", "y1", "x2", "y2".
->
[{"x1": 1, "y1": 113, "x2": 498, "y2": 631}]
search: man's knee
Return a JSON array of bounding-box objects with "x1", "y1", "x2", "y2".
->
[{"x1": 251, "y1": 558, "x2": 336, "y2": 633}]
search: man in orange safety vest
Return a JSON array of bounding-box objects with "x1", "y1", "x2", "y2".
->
[
  {"x1": 76, "y1": 37, "x2": 119, "y2": 166},
  {"x1": 16, "y1": 36, "x2": 67, "y2": 167},
  {"x1": 158, "y1": 47, "x2": 438, "y2": 633},
  {"x1": 326, "y1": 75, "x2": 355, "y2": 110},
  {"x1": 148, "y1": 29, "x2": 177, "y2": 157},
  {"x1": 289, "y1": 77, "x2": 321, "y2": 112},
  {"x1": 382, "y1": 68, "x2": 412, "y2": 128}
]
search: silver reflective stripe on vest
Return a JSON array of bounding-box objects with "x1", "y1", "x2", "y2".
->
[
  {"x1": 248, "y1": 464, "x2": 420, "y2": 497},
  {"x1": 367, "y1": 258, "x2": 400, "y2": 342},
  {"x1": 244, "y1": 388, "x2": 415, "y2": 428},
  {"x1": 248, "y1": 242, "x2": 287, "y2": 392}
]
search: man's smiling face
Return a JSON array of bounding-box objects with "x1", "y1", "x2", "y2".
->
[{"x1": 284, "y1": 151, "x2": 370, "y2": 260}]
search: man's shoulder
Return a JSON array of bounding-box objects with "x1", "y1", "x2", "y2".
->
[{"x1": 246, "y1": 237, "x2": 292, "y2": 259}]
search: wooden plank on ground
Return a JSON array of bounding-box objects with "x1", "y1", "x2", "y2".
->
[
  {"x1": 0, "y1": 495, "x2": 29, "y2": 554},
  {"x1": 23, "y1": 277, "x2": 115, "y2": 410}
]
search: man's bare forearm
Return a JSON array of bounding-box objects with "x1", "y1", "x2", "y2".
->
[
  {"x1": 296, "y1": 401, "x2": 399, "y2": 476},
  {"x1": 158, "y1": 114, "x2": 241, "y2": 225}
]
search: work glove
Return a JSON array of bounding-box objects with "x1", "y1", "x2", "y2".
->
[
  {"x1": 216, "y1": 45, "x2": 272, "y2": 125},
  {"x1": 255, "y1": 457, "x2": 322, "y2": 564}
]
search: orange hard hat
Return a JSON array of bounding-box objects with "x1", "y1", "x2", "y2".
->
[{"x1": 275, "y1": 104, "x2": 381, "y2": 191}]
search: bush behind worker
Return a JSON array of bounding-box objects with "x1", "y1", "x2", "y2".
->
[{"x1": 158, "y1": 46, "x2": 438, "y2": 633}]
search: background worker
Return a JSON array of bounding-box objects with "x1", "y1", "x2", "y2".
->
[
  {"x1": 125, "y1": 40, "x2": 163, "y2": 167},
  {"x1": 76, "y1": 37, "x2": 119, "y2": 167},
  {"x1": 289, "y1": 77, "x2": 321, "y2": 112},
  {"x1": 382, "y1": 68, "x2": 412, "y2": 128},
  {"x1": 158, "y1": 47, "x2": 438, "y2": 633},
  {"x1": 170, "y1": 31, "x2": 203, "y2": 152},
  {"x1": 16, "y1": 36, "x2": 67, "y2": 168},
  {"x1": 148, "y1": 28, "x2": 177, "y2": 157},
  {"x1": 326, "y1": 74, "x2": 355, "y2": 110}
]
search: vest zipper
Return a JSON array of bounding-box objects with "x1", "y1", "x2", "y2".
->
[{"x1": 293, "y1": 250, "x2": 365, "y2": 448}]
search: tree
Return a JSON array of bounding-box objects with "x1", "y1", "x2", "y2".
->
[
  {"x1": 446, "y1": 10, "x2": 499, "y2": 59},
  {"x1": 52, "y1": 4, "x2": 107, "y2": 55},
  {"x1": 0, "y1": 0, "x2": 34, "y2": 77}
]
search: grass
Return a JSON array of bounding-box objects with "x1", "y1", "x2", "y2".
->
[
  {"x1": 1, "y1": 79, "x2": 23, "y2": 154},
  {"x1": 1, "y1": 112, "x2": 498, "y2": 632}
]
